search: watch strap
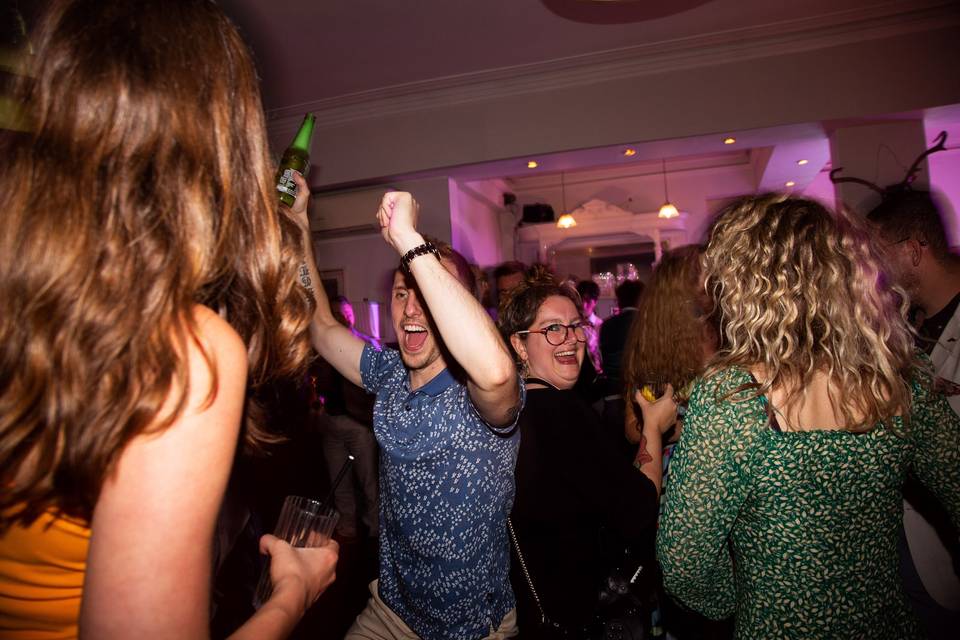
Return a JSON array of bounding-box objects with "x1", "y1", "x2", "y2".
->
[{"x1": 400, "y1": 242, "x2": 441, "y2": 273}]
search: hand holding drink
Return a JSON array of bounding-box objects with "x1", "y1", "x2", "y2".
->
[
  {"x1": 635, "y1": 382, "x2": 678, "y2": 436},
  {"x1": 253, "y1": 496, "x2": 339, "y2": 609}
]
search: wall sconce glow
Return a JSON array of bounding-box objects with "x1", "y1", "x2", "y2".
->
[
  {"x1": 658, "y1": 203, "x2": 679, "y2": 219},
  {"x1": 723, "y1": 137, "x2": 736, "y2": 145},
  {"x1": 527, "y1": 160, "x2": 539, "y2": 169},
  {"x1": 797, "y1": 159, "x2": 809, "y2": 166},
  {"x1": 785, "y1": 181, "x2": 796, "y2": 187},
  {"x1": 623, "y1": 148, "x2": 637, "y2": 157},
  {"x1": 556, "y1": 213, "x2": 577, "y2": 229}
]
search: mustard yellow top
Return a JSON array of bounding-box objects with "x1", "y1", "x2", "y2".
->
[{"x1": 0, "y1": 511, "x2": 90, "y2": 640}]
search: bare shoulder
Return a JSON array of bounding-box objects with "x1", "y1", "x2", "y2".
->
[
  {"x1": 185, "y1": 305, "x2": 248, "y2": 406},
  {"x1": 191, "y1": 304, "x2": 247, "y2": 370},
  {"x1": 83, "y1": 306, "x2": 250, "y2": 638}
]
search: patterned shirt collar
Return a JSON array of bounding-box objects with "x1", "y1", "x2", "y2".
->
[{"x1": 404, "y1": 366, "x2": 456, "y2": 397}]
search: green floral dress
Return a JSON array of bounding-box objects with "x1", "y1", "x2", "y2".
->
[{"x1": 657, "y1": 367, "x2": 960, "y2": 639}]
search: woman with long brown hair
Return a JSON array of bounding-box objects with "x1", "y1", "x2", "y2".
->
[
  {"x1": 0, "y1": 1, "x2": 336, "y2": 637},
  {"x1": 622, "y1": 245, "x2": 716, "y2": 452},
  {"x1": 657, "y1": 194, "x2": 960, "y2": 638}
]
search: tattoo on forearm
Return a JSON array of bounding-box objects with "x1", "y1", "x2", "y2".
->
[
  {"x1": 299, "y1": 261, "x2": 317, "y2": 304},
  {"x1": 635, "y1": 434, "x2": 653, "y2": 467}
]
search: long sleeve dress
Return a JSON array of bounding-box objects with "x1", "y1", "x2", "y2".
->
[
  {"x1": 510, "y1": 386, "x2": 659, "y2": 634},
  {"x1": 657, "y1": 366, "x2": 960, "y2": 639}
]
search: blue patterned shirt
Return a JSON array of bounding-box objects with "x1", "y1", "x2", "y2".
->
[{"x1": 360, "y1": 344, "x2": 523, "y2": 639}]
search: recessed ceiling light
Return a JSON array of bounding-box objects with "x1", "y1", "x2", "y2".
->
[
  {"x1": 723, "y1": 137, "x2": 736, "y2": 145},
  {"x1": 785, "y1": 181, "x2": 796, "y2": 187},
  {"x1": 526, "y1": 160, "x2": 539, "y2": 169},
  {"x1": 797, "y1": 159, "x2": 809, "y2": 166},
  {"x1": 623, "y1": 148, "x2": 637, "y2": 157}
]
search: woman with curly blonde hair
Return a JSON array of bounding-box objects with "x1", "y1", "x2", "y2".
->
[
  {"x1": 657, "y1": 194, "x2": 960, "y2": 639},
  {"x1": 0, "y1": 1, "x2": 336, "y2": 637}
]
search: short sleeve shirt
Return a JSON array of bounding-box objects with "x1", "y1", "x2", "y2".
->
[{"x1": 360, "y1": 344, "x2": 523, "y2": 640}]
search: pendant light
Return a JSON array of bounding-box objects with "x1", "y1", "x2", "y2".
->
[
  {"x1": 658, "y1": 159, "x2": 679, "y2": 219},
  {"x1": 556, "y1": 171, "x2": 577, "y2": 228}
]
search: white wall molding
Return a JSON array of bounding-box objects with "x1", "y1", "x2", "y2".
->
[{"x1": 267, "y1": 0, "x2": 958, "y2": 134}]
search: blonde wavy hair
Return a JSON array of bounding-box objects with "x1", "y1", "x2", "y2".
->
[
  {"x1": 702, "y1": 194, "x2": 919, "y2": 431},
  {"x1": 622, "y1": 245, "x2": 713, "y2": 404},
  {"x1": 0, "y1": 0, "x2": 312, "y2": 529}
]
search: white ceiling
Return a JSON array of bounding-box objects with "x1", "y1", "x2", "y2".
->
[
  {"x1": 219, "y1": 0, "x2": 960, "y2": 223},
  {"x1": 220, "y1": 0, "x2": 893, "y2": 110}
]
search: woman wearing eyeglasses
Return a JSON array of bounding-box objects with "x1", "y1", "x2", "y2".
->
[{"x1": 497, "y1": 266, "x2": 666, "y2": 637}]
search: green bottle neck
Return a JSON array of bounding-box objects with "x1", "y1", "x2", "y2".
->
[{"x1": 290, "y1": 114, "x2": 315, "y2": 152}]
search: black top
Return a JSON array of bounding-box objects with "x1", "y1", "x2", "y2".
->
[
  {"x1": 314, "y1": 357, "x2": 374, "y2": 424},
  {"x1": 510, "y1": 385, "x2": 659, "y2": 633},
  {"x1": 918, "y1": 291, "x2": 960, "y2": 355},
  {"x1": 598, "y1": 309, "x2": 637, "y2": 394}
]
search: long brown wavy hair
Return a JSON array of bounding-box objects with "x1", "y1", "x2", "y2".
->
[
  {"x1": 0, "y1": 0, "x2": 313, "y2": 529},
  {"x1": 702, "y1": 194, "x2": 919, "y2": 431},
  {"x1": 622, "y1": 245, "x2": 714, "y2": 404}
]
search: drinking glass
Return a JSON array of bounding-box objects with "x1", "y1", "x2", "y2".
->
[{"x1": 253, "y1": 496, "x2": 339, "y2": 609}]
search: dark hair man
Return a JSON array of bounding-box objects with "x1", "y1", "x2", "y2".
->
[
  {"x1": 868, "y1": 191, "x2": 960, "y2": 639},
  {"x1": 292, "y1": 175, "x2": 523, "y2": 639}
]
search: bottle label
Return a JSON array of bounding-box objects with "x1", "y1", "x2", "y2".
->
[{"x1": 277, "y1": 168, "x2": 299, "y2": 197}]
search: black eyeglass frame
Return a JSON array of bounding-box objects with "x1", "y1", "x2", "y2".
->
[{"x1": 515, "y1": 322, "x2": 587, "y2": 346}]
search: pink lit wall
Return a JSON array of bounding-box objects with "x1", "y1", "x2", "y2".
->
[{"x1": 448, "y1": 179, "x2": 508, "y2": 267}]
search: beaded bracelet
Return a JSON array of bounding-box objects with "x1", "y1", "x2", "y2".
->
[{"x1": 400, "y1": 241, "x2": 441, "y2": 273}]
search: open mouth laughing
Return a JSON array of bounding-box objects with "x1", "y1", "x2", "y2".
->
[{"x1": 402, "y1": 322, "x2": 428, "y2": 351}]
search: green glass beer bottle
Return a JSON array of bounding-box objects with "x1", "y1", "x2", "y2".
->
[{"x1": 275, "y1": 113, "x2": 316, "y2": 207}]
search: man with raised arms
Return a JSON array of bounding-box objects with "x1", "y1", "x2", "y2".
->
[{"x1": 289, "y1": 174, "x2": 523, "y2": 640}]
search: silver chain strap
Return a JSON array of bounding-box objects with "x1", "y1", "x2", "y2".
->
[{"x1": 507, "y1": 517, "x2": 551, "y2": 626}]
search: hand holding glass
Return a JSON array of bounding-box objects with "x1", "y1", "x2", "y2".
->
[{"x1": 253, "y1": 496, "x2": 339, "y2": 609}]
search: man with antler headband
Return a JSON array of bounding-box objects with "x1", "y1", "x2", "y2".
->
[{"x1": 869, "y1": 188, "x2": 960, "y2": 640}]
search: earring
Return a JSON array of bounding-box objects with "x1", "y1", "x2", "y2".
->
[{"x1": 519, "y1": 359, "x2": 530, "y2": 379}]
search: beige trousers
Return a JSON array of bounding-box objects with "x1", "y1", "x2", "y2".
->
[{"x1": 344, "y1": 580, "x2": 518, "y2": 640}]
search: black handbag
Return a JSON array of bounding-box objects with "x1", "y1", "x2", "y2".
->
[{"x1": 508, "y1": 518, "x2": 648, "y2": 640}]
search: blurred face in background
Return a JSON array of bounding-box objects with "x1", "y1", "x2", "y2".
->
[
  {"x1": 338, "y1": 300, "x2": 356, "y2": 328},
  {"x1": 876, "y1": 236, "x2": 922, "y2": 301},
  {"x1": 496, "y1": 272, "x2": 524, "y2": 297},
  {"x1": 582, "y1": 296, "x2": 598, "y2": 318}
]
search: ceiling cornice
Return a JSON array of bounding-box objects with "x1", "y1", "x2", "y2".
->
[{"x1": 266, "y1": 0, "x2": 958, "y2": 132}]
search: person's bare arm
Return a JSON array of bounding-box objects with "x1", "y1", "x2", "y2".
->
[
  {"x1": 227, "y1": 536, "x2": 339, "y2": 640},
  {"x1": 81, "y1": 306, "x2": 339, "y2": 639},
  {"x1": 377, "y1": 192, "x2": 519, "y2": 426},
  {"x1": 80, "y1": 307, "x2": 248, "y2": 637},
  {"x1": 632, "y1": 384, "x2": 677, "y2": 495},
  {"x1": 285, "y1": 172, "x2": 365, "y2": 386}
]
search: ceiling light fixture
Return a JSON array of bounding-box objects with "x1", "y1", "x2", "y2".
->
[
  {"x1": 785, "y1": 181, "x2": 796, "y2": 188},
  {"x1": 623, "y1": 148, "x2": 637, "y2": 157},
  {"x1": 797, "y1": 159, "x2": 809, "y2": 166},
  {"x1": 723, "y1": 137, "x2": 736, "y2": 145},
  {"x1": 657, "y1": 159, "x2": 680, "y2": 219},
  {"x1": 658, "y1": 159, "x2": 679, "y2": 219},
  {"x1": 527, "y1": 160, "x2": 539, "y2": 169},
  {"x1": 556, "y1": 171, "x2": 577, "y2": 228}
]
